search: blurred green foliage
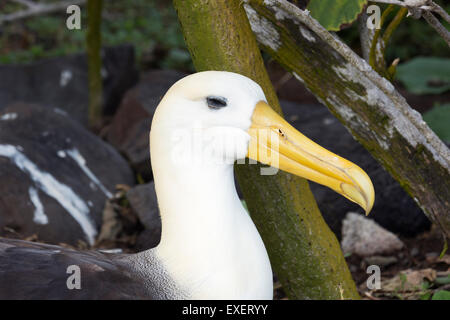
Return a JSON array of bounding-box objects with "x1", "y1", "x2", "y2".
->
[
  {"x1": 432, "y1": 290, "x2": 450, "y2": 300},
  {"x1": 397, "y1": 57, "x2": 450, "y2": 95},
  {"x1": 0, "y1": 0, "x2": 193, "y2": 71},
  {"x1": 423, "y1": 103, "x2": 450, "y2": 142}
]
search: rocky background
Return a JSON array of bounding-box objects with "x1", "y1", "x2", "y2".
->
[{"x1": 6, "y1": 0, "x2": 450, "y2": 282}]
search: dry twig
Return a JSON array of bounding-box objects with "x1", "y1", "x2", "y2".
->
[{"x1": 0, "y1": 0, "x2": 86, "y2": 25}]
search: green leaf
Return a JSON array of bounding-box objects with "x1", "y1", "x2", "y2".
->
[
  {"x1": 397, "y1": 57, "x2": 450, "y2": 95},
  {"x1": 423, "y1": 104, "x2": 450, "y2": 142},
  {"x1": 432, "y1": 290, "x2": 450, "y2": 300},
  {"x1": 307, "y1": 0, "x2": 367, "y2": 31}
]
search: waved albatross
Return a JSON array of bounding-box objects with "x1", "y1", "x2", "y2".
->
[{"x1": 0, "y1": 71, "x2": 374, "y2": 299}]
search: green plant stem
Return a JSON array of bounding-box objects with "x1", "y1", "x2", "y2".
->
[
  {"x1": 369, "y1": 4, "x2": 395, "y2": 74},
  {"x1": 86, "y1": 0, "x2": 103, "y2": 128},
  {"x1": 382, "y1": 7, "x2": 407, "y2": 45}
]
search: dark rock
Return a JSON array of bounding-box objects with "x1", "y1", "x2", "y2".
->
[
  {"x1": 106, "y1": 70, "x2": 187, "y2": 180},
  {"x1": 0, "y1": 45, "x2": 138, "y2": 125},
  {"x1": 410, "y1": 247, "x2": 420, "y2": 257},
  {"x1": 135, "y1": 229, "x2": 161, "y2": 251},
  {"x1": 126, "y1": 182, "x2": 161, "y2": 250},
  {"x1": 280, "y1": 100, "x2": 431, "y2": 238},
  {"x1": 0, "y1": 103, "x2": 135, "y2": 246}
]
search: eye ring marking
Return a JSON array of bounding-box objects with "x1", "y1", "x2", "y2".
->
[{"x1": 207, "y1": 96, "x2": 228, "y2": 109}]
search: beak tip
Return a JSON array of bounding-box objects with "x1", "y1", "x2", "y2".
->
[
  {"x1": 364, "y1": 190, "x2": 375, "y2": 216},
  {"x1": 365, "y1": 199, "x2": 374, "y2": 216},
  {"x1": 249, "y1": 101, "x2": 376, "y2": 216}
]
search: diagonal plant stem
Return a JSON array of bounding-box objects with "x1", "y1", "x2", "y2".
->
[
  {"x1": 369, "y1": 4, "x2": 395, "y2": 77},
  {"x1": 422, "y1": 10, "x2": 450, "y2": 47},
  {"x1": 381, "y1": 7, "x2": 408, "y2": 79},
  {"x1": 382, "y1": 7, "x2": 408, "y2": 44},
  {"x1": 428, "y1": 1, "x2": 450, "y2": 24}
]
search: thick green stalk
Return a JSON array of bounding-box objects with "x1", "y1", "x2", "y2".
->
[
  {"x1": 382, "y1": 7, "x2": 407, "y2": 45},
  {"x1": 173, "y1": 0, "x2": 359, "y2": 300},
  {"x1": 369, "y1": 4, "x2": 395, "y2": 76},
  {"x1": 86, "y1": 0, "x2": 103, "y2": 128}
]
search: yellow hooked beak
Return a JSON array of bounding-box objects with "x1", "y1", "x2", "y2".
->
[{"x1": 247, "y1": 101, "x2": 374, "y2": 215}]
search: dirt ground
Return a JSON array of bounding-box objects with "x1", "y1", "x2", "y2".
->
[{"x1": 272, "y1": 225, "x2": 450, "y2": 300}]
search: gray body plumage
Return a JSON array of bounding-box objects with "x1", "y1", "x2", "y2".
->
[{"x1": 0, "y1": 238, "x2": 185, "y2": 299}]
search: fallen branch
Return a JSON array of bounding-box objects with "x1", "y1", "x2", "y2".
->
[
  {"x1": 244, "y1": 0, "x2": 450, "y2": 238},
  {"x1": 0, "y1": 0, "x2": 86, "y2": 25}
]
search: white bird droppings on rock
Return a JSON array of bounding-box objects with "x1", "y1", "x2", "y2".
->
[
  {"x1": 323, "y1": 117, "x2": 334, "y2": 125},
  {"x1": 53, "y1": 108, "x2": 68, "y2": 116},
  {"x1": 57, "y1": 150, "x2": 66, "y2": 158},
  {"x1": 66, "y1": 148, "x2": 113, "y2": 198},
  {"x1": 59, "y1": 69, "x2": 73, "y2": 87},
  {"x1": 0, "y1": 144, "x2": 97, "y2": 245},
  {"x1": 28, "y1": 186, "x2": 48, "y2": 225},
  {"x1": 341, "y1": 212, "x2": 404, "y2": 257},
  {"x1": 0, "y1": 113, "x2": 18, "y2": 121}
]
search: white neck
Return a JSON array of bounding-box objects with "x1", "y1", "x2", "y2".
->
[{"x1": 149, "y1": 135, "x2": 273, "y2": 299}]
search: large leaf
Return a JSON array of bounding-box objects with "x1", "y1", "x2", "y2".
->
[
  {"x1": 432, "y1": 290, "x2": 450, "y2": 300},
  {"x1": 423, "y1": 104, "x2": 450, "y2": 143},
  {"x1": 307, "y1": 0, "x2": 367, "y2": 31},
  {"x1": 397, "y1": 57, "x2": 450, "y2": 95}
]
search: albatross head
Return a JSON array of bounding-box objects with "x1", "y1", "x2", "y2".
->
[{"x1": 151, "y1": 71, "x2": 374, "y2": 214}]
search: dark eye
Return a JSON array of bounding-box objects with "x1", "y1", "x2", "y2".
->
[{"x1": 206, "y1": 96, "x2": 228, "y2": 109}]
